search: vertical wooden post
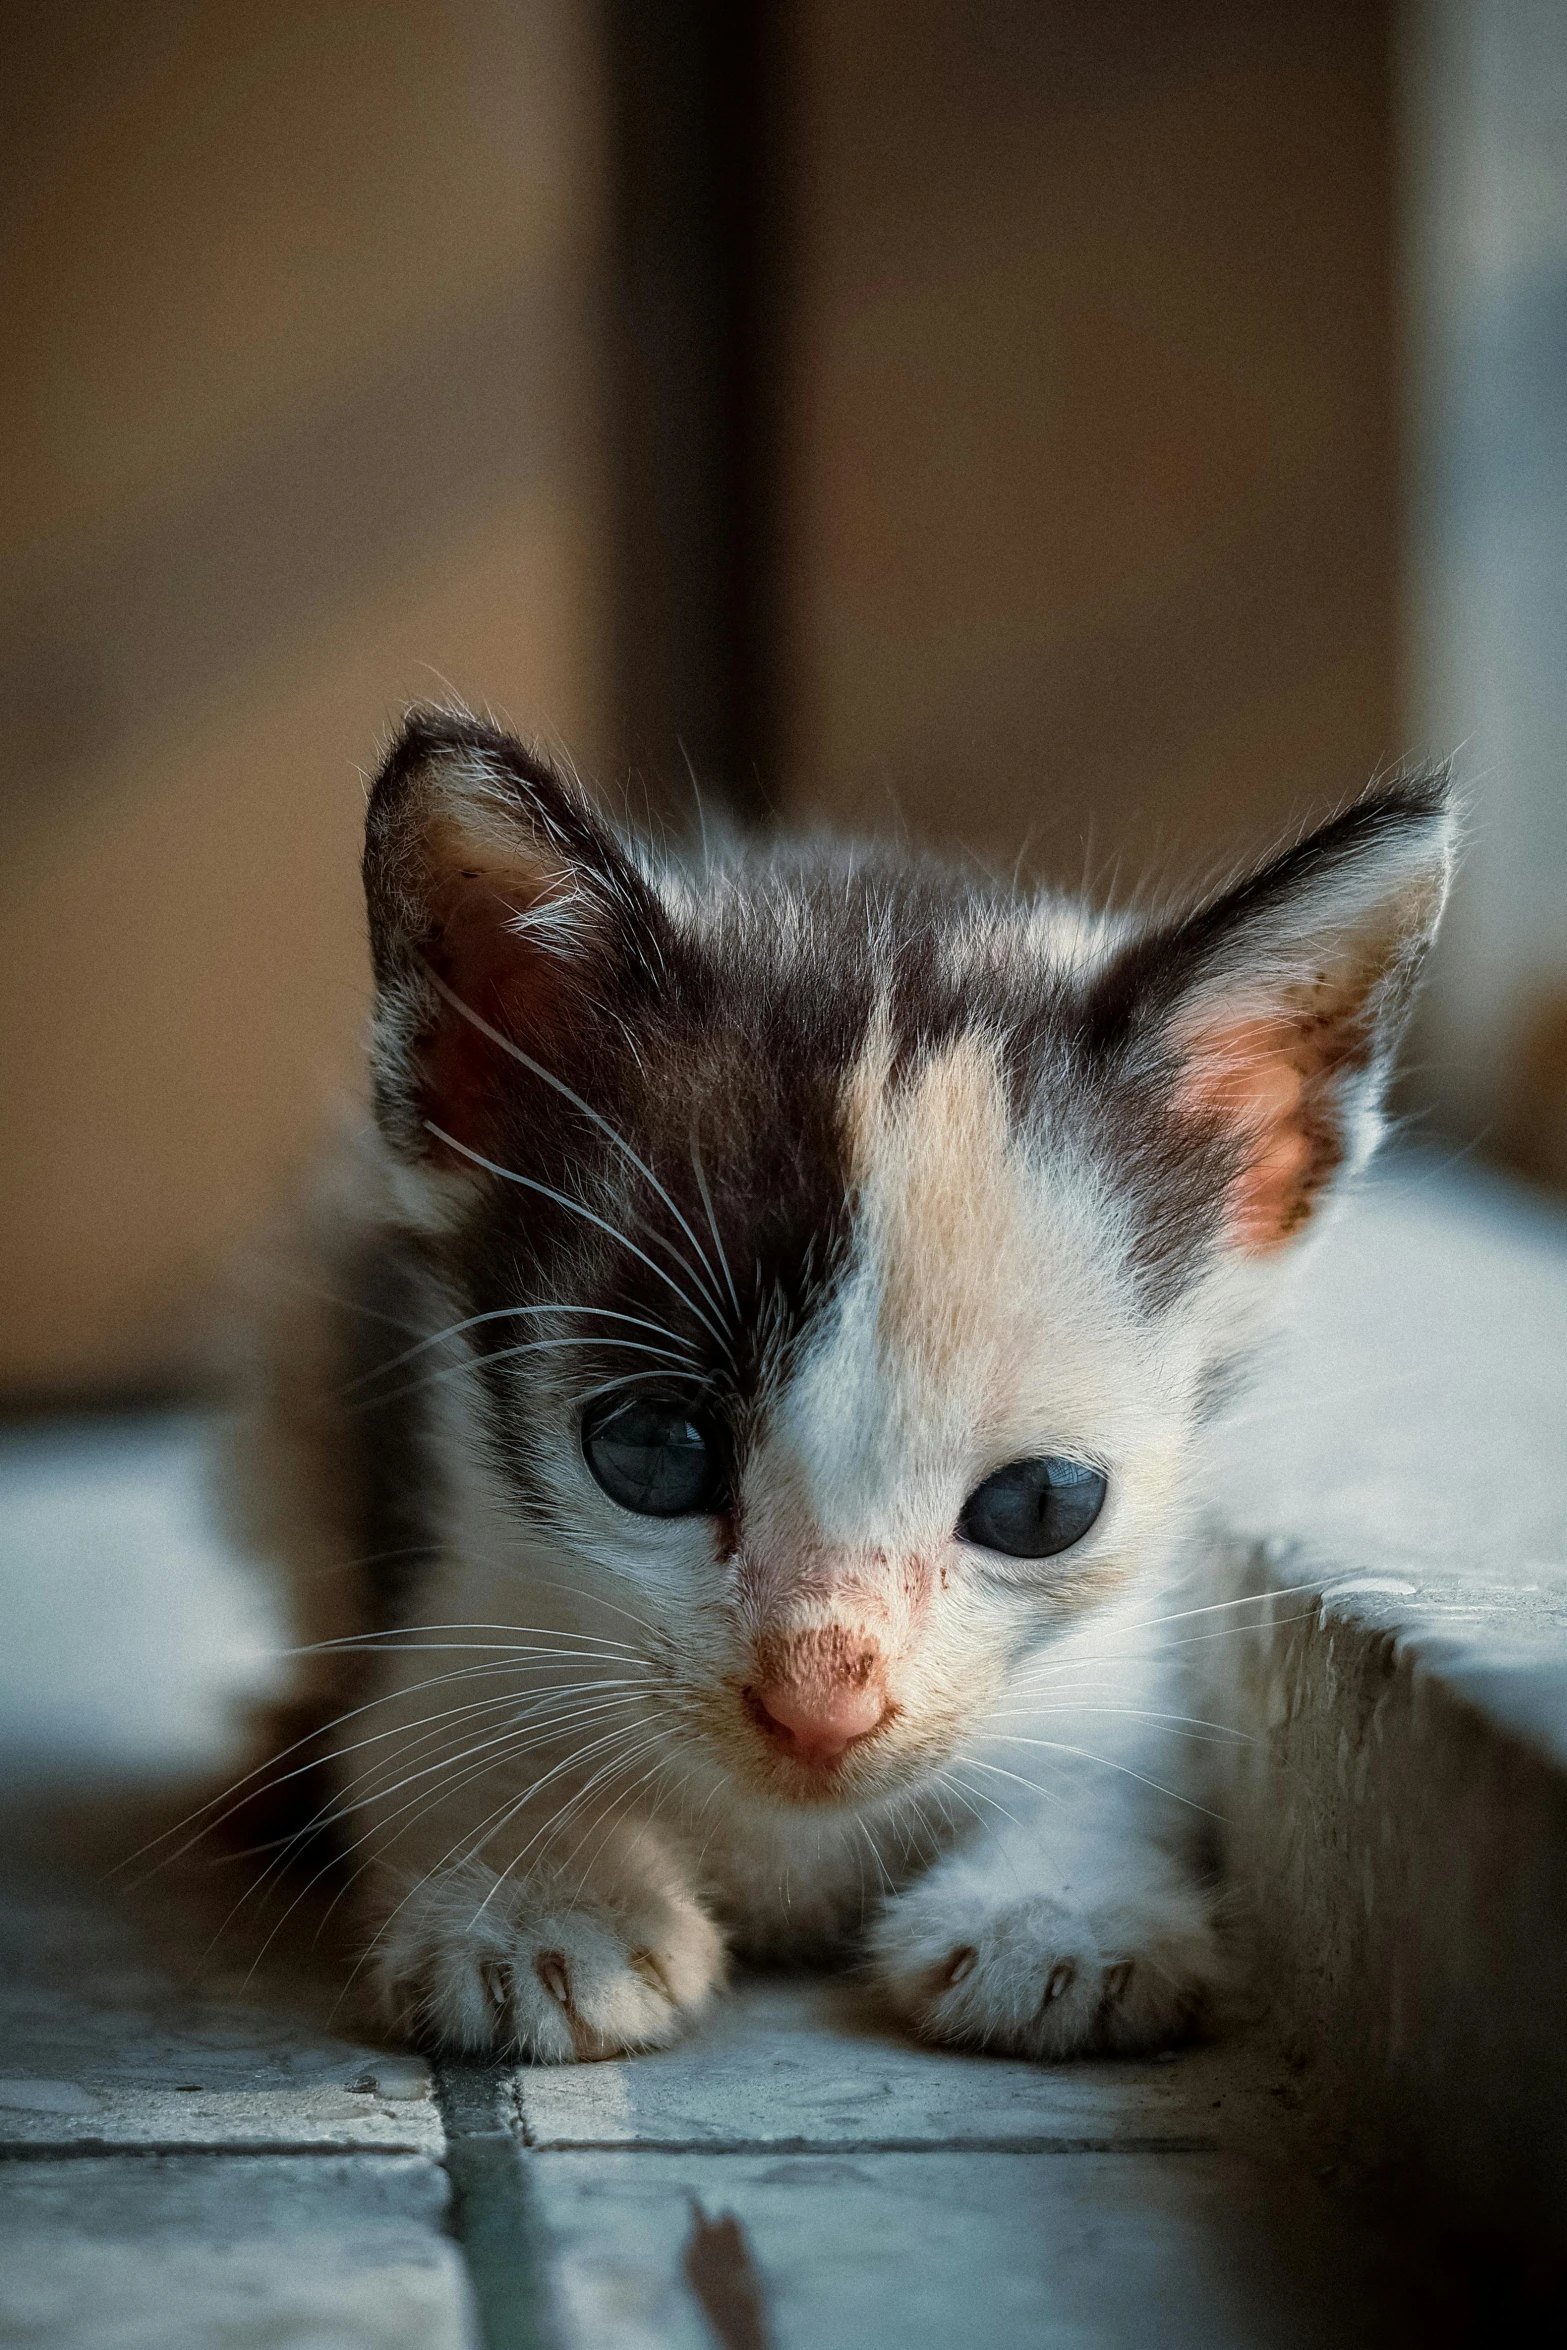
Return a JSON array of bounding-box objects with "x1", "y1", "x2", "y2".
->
[{"x1": 607, "y1": 0, "x2": 784, "y2": 825}]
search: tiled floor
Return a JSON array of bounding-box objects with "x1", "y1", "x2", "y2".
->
[
  {"x1": 14, "y1": 1150, "x2": 1558, "y2": 2346},
  {"x1": 0, "y1": 1801, "x2": 1464, "y2": 2350}
]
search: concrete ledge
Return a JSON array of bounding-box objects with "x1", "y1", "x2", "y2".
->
[
  {"x1": 1224, "y1": 1545, "x2": 1567, "y2": 2253},
  {"x1": 1208, "y1": 1157, "x2": 1567, "y2": 2256}
]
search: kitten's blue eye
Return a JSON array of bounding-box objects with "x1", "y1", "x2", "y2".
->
[
  {"x1": 581, "y1": 1397, "x2": 727, "y2": 1517},
  {"x1": 958, "y1": 1456, "x2": 1107, "y2": 1559}
]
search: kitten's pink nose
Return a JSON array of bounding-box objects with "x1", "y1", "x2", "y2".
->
[{"x1": 746, "y1": 1632, "x2": 891, "y2": 1766}]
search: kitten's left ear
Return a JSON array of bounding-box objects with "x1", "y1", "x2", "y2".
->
[
  {"x1": 1092, "y1": 775, "x2": 1455, "y2": 1254},
  {"x1": 361, "y1": 707, "x2": 666, "y2": 1165}
]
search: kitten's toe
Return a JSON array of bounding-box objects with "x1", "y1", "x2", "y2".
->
[
  {"x1": 373, "y1": 1865, "x2": 726, "y2": 2060},
  {"x1": 871, "y1": 1882, "x2": 1221, "y2": 2060},
  {"x1": 872, "y1": 1891, "x2": 1104, "y2": 2057}
]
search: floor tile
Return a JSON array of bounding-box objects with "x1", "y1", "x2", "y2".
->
[
  {"x1": 515, "y1": 1975, "x2": 1223, "y2": 2152},
  {"x1": 531, "y1": 2147, "x2": 1438, "y2": 2350},
  {"x1": 0, "y1": 2153, "x2": 474, "y2": 2350},
  {"x1": 0, "y1": 1872, "x2": 442, "y2": 2157}
]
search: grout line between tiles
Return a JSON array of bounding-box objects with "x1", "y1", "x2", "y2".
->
[
  {"x1": 0, "y1": 2139, "x2": 436, "y2": 2160},
  {"x1": 437, "y1": 2062, "x2": 563, "y2": 2350},
  {"x1": 523, "y1": 2132, "x2": 1221, "y2": 2156}
]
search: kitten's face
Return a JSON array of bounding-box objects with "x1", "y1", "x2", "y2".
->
[
  {"x1": 364, "y1": 714, "x2": 1451, "y2": 1820},
  {"x1": 468, "y1": 918, "x2": 1202, "y2": 1816}
]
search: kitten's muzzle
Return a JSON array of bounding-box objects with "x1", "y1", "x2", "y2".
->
[{"x1": 744, "y1": 1629, "x2": 892, "y2": 1768}]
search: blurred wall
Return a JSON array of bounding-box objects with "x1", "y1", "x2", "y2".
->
[
  {"x1": 1, "y1": 0, "x2": 1407, "y2": 1397},
  {"x1": 1404, "y1": 0, "x2": 1567, "y2": 1185},
  {"x1": 0, "y1": 0, "x2": 611, "y2": 1393},
  {"x1": 783, "y1": 0, "x2": 1401, "y2": 888}
]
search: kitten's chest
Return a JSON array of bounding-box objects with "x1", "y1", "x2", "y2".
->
[{"x1": 694, "y1": 1793, "x2": 958, "y2": 1957}]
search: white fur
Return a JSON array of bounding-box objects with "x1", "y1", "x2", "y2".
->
[{"x1": 241, "y1": 1074, "x2": 1238, "y2": 2062}]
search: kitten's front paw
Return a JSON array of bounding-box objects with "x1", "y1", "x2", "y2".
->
[
  {"x1": 373, "y1": 1863, "x2": 725, "y2": 2060},
  {"x1": 871, "y1": 1875, "x2": 1220, "y2": 2060}
]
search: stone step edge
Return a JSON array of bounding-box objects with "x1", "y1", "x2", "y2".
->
[{"x1": 1219, "y1": 1531, "x2": 1567, "y2": 2256}]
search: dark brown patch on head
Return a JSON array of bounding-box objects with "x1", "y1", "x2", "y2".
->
[{"x1": 355, "y1": 721, "x2": 1450, "y2": 1535}]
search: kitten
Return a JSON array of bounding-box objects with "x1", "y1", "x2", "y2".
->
[{"x1": 229, "y1": 709, "x2": 1451, "y2": 2063}]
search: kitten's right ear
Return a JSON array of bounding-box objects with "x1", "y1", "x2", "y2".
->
[
  {"x1": 1087, "y1": 773, "x2": 1455, "y2": 1256},
  {"x1": 362, "y1": 709, "x2": 665, "y2": 1167}
]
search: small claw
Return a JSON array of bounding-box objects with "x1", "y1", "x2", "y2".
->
[
  {"x1": 535, "y1": 1949, "x2": 572, "y2": 2008},
  {"x1": 479, "y1": 1957, "x2": 513, "y2": 2023},
  {"x1": 1102, "y1": 1959, "x2": 1135, "y2": 2008},
  {"x1": 939, "y1": 1944, "x2": 978, "y2": 1989},
  {"x1": 1042, "y1": 1959, "x2": 1077, "y2": 2008}
]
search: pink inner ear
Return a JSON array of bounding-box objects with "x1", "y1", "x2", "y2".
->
[
  {"x1": 1174, "y1": 1014, "x2": 1324, "y2": 1253},
  {"x1": 418, "y1": 855, "x2": 589, "y2": 1157}
]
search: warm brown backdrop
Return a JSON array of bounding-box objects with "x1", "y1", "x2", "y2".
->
[
  {"x1": 1, "y1": 0, "x2": 1400, "y2": 1394},
  {"x1": 783, "y1": 0, "x2": 1400, "y2": 884},
  {"x1": 0, "y1": 0, "x2": 612, "y2": 1391}
]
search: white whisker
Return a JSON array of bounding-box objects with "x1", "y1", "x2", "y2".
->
[
  {"x1": 241, "y1": 1704, "x2": 656, "y2": 1978},
  {"x1": 970, "y1": 1736, "x2": 1228, "y2": 1821},
  {"x1": 689, "y1": 1115, "x2": 743, "y2": 1325},
  {"x1": 981, "y1": 1704, "x2": 1253, "y2": 1744},
  {"x1": 335, "y1": 1302, "x2": 698, "y2": 1399},
  {"x1": 344, "y1": 1332, "x2": 694, "y2": 1417},
  {"x1": 118, "y1": 1652, "x2": 635, "y2": 1881},
  {"x1": 426, "y1": 1121, "x2": 733, "y2": 1354},
  {"x1": 419, "y1": 961, "x2": 734, "y2": 1332},
  {"x1": 523, "y1": 1580, "x2": 660, "y2": 1639}
]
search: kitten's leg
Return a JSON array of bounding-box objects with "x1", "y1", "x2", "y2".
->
[
  {"x1": 362, "y1": 1807, "x2": 725, "y2": 2062},
  {"x1": 869, "y1": 1765, "x2": 1223, "y2": 2060}
]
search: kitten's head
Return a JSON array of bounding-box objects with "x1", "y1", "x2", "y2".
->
[{"x1": 362, "y1": 711, "x2": 1452, "y2": 1814}]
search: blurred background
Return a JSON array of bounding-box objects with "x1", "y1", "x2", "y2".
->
[{"x1": 2, "y1": 0, "x2": 1564, "y2": 1405}]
